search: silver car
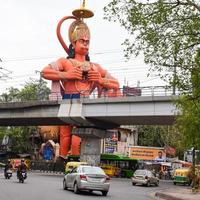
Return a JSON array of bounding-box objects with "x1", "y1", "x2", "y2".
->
[
  {"x1": 131, "y1": 169, "x2": 159, "y2": 186},
  {"x1": 63, "y1": 165, "x2": 110, "y2": 196}
]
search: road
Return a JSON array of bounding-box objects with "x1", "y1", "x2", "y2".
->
[{"x1": 0, "y1": 172, "x2": 181, "y2": 200}]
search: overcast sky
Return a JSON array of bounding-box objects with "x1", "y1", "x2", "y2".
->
[{"x1": 0, "y1": 0, "x2": 166, "y2": 94}]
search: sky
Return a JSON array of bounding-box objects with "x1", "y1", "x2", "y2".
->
[{"x1": 0, "y1": 0, "x2": 166, "y2": 94}]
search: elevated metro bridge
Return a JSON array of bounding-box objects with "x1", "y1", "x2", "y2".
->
[{"x1": 0, "y1": 91, "x2": 179, "y2": 129}]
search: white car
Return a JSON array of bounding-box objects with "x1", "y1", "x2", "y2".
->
[
  {"x1": 63, "y1": 165, "x2": 110, "y2": 196},
  {"x1": 131, "y1": 169, "x2": 159, "y2": 186}
]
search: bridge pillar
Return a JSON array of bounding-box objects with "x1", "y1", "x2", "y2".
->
[{"x1": 72, "y1": 127, "x2": 107, "y2": 166}]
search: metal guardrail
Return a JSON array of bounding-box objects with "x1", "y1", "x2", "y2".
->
[
  {"x1": 0, "y1": 86, "x2": 179, "y2": 103},
  {"x1": 30, "y1": 161, "x2": 65, "y2": 173},
  {"x1": 84, "y1": 86, "x2": 179, "y2": 99}
]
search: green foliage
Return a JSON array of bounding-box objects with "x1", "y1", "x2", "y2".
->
[
  {"x1": 104, "y1": 0, "x2": 200, "y2": 155},
  {"x1": 0, "y1": 79, "x2": 50, "y2": 153},
  {"x1": 176, "y1": 49, "x2": 200, "y2": 150},
  {"x1": 138, "y1": 125, "x2": 184, "y2": 158},
  {"x1": 0, "y1": 79, "x2": 50, "y2": 102},
  {"x1": 104, "y1": 0, "x2": 200, "y2": 90}
]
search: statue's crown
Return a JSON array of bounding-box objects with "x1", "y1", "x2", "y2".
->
[{"x1": 68, "y1": 20, "x2": 90, "y2": 43}]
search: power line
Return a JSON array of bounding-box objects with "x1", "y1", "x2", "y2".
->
[
  {"x1": 0, "y1": 49, "x2": 124, "y2": 62},
  {"x1": 0, "y1": 63, "x2": 12, "y2": 81}
]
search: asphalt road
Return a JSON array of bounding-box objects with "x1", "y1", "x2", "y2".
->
[{"x1": 0, "y1": 172, "x2": 179, "y2": 200}]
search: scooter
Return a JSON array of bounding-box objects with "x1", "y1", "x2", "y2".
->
[
  {"x1": 4, "y1": 169, "x2": 12, "y2": 179},
  {"x1": 18, "y1": 170, "x2": 27, "y2": 183}
]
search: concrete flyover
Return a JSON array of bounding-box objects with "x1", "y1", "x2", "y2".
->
[{"x1": 0, "y1": 95, "x2": 179, "y2": 128}]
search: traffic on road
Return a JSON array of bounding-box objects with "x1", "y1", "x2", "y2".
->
[{"x1": 0, "y1": 171, "x2": 179, "y2": 200}]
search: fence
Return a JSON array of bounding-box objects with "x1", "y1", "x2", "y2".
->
[
  {"x1": 0, "y1": 85, "x2": 180, "y2": 103},
  {"x1": 30, "y1": 160, "x2": 65, "y2": 173}
]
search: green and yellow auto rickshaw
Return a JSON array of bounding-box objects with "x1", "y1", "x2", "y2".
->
[
  {"x1": 173, "y1": 168, "x2": 192, "y2": 185},
  {"x1": 65, "y1": 161, "x2": 87, "y2": 174}
]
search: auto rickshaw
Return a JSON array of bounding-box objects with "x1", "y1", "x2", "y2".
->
[
  {"x1": 173, "y1": 168, "x2": 192, "y2": 185},
  {"x1": 100, "y1": 164, "x2": 120, "y2": 177},
  {"x1": 65, "y1": 161, "x2": 87, "y2": 174}
]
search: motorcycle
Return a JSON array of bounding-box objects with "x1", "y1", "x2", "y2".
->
[
  {"x1": 18, "y1": 170, "x2": 27, "y2": 183},
  {"x1": 4, "y1": 169, "x2": 12, "y2": 179}
]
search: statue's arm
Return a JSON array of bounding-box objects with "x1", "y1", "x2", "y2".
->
[
  {"x1": 41, "y1": 58, "x2": 82, "y2": 81},
  {"x1": 102, "y1": 71, "x2": 120, "y2": 89},
  {"x1": 91, "y1": 63, "x2": 122, "y2": 97},
  {"x1": 93, "y1": 63, "x2": 120, "y2": 89}
]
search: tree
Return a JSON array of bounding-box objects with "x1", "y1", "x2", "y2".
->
[
  {"x1": 0, "y1": 79, "x2": 50, "y2": 102},
  {"x1": 0, "y1": 79, "x2": 50, "y2": 153},
  {"x1": 104, "y1": 0, "x2": 200, "y2": 154},
  {"x1": 104, "y1": 0, "x2": 200, "y2": 91},
  {"x1": 9, "y1": 126, "x2": 38, "y2": 153},
  {"x1": 20, "y1": 79, "x2": 50, "y2": 101},
  {"x1": 176, "y1": 50, "x2": 200, "y2": 151},
  {"x1": 0, "y1": 88, "x2": 20, "y2": 102},
  {"x1": 138, "y1": 125, "x2": 184, "y2": 158}
]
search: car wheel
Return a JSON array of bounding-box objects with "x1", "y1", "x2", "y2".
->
[
  {"x1": 132, "y1": 182, "x2": 136, "y2": 186},
  {"x1": 63, "y1": 179, "x2": 67, "y2": 190},
  {"x1": 146, "y1": 181, "x2": 150, "y2": 187},
  {"x1": 173, "y1": 182, "x2": 176, "y2": 185},
  {"x1": 102, "y1": 191, "x2": 108, "y2": 196},
  {"x1": 188, "y1": 181, "x2": 192, "y2": 186},
  {"x1": 155, "y1": 181, "x2": 159, "y2": 186},
  {"x1": 74, "y1": 182, "x2": 80, "y2": 194}
]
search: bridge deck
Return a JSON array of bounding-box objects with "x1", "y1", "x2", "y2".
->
[{"x1": 0, "y1": 96, "x2": 178, "y2": 128}]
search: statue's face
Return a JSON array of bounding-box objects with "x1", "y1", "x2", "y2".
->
[{"x1": 73, "y1": 36, "x2": 90, "y2": 56}]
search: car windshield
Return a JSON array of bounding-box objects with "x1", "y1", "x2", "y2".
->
[
  {"x1": 82, "y1": 166, "x2": 105, "y2": 175},
  {"x1": 135, "y1": 170, "x2": 147, "y2": 176}
]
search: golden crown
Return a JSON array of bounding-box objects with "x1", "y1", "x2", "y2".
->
[{"x1": 68, "y1": 20, "x2": 90, "y2": 43}]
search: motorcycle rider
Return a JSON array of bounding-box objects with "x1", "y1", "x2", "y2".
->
[
  {"x1": 17, "y1": 159, "x2": 27, "y2": 179},
  {"x1": 4, "y1": 159, "x2": 13, "y2": 178}
]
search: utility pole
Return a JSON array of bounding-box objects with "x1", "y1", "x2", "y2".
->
[
  {"x1": 191, "y1": 146, "x2": 196, "y2": 188},
  {"x1": 35, "y1": 70, "x2": 44, "y2": 100},
  {"x1": 0, "y1": 58, "x2": 12, "y2": 81},
  {"x1": 172, "y1": 65, "x2": 177, "y2": 95}
]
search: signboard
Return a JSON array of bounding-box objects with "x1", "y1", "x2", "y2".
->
[
  {"x1": 184, "y1": 149, "x2": 200, "y2": 163},
  {"x1": 129, "y1": 146, "x2": 166, "y2": 161},
  {"x1": 104, "y1": 131, "x2": 118, "y2": 154},
  {"x1": 105, "y1": 138, "x2": 117, "y2": 153},
  {"x1": 123, "y1": 86, "x2": 141, "y2": 96}
]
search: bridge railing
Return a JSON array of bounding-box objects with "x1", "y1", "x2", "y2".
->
[
  {"x1": 30, "y1": 160, "x2": 65, "y2": 173},
  {"x1": 0, "y1": 85, "x2": 179, "y2": 102},
  {"x1": 88, "y1": 85, "x2": 178, "y2": 99}
]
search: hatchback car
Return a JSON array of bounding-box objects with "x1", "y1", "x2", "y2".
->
[
  {"x1": 131, "y1": 169, "x2": 159, "y2": 186},
  {"x1": 63, "y1": 165, "x2": 110, "y2": 196}
]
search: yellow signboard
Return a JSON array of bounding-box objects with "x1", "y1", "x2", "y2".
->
[{"x1": 130, "y1": 146, "x2": 166, "y2": 161}]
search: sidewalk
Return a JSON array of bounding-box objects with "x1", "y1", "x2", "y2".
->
[{"x1": 155, "y1": 187, "x2": 200, "y2": 200}]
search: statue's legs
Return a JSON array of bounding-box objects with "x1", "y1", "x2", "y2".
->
[
  {"x1": 59, "y1": 126, "x2": 71, "y2": 156},
  {"x1": 71, "y1": 135, "x2": 81, "y2": 155},
  {"x1": 59, "y1": 126, "x2": 81, "y2": 156}
]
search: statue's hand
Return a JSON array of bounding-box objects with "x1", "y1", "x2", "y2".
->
[
  {"x1": 65, "y1": 67, "x2": 82, "y2": 80},
  {"x1": 88, "y1": 70, "x2": 102, "y2": 83}
]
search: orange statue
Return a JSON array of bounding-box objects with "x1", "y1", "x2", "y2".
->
[{"x1": 41, "y1": 2, "x2": 120, "y2": 157}]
